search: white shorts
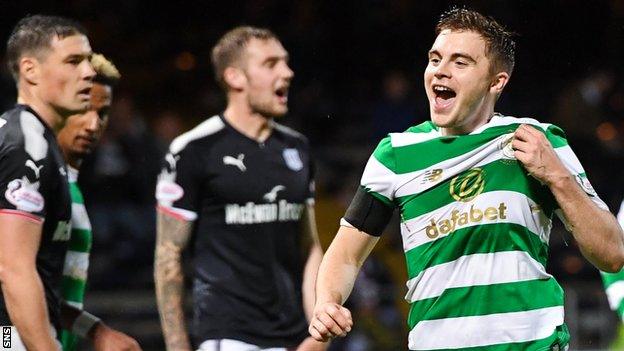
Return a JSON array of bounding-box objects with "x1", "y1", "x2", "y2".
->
[
  {"x1": 197, "y1": 339, "x2": 288, "y2": 351},
  {"x1": 0, "y1": 326, "x2": 60, "y2": 350}
]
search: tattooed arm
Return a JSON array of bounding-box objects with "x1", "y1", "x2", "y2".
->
[{"x1": 154, "y1": 210, "x2": 193, "y2": 351}]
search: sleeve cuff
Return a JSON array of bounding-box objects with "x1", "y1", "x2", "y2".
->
[{"x1": 157, "y1": 205, "x2": 197, "y2": 221}]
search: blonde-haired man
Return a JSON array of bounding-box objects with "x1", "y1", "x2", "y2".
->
[{"x1": 57, "y1": 53, "x2": 141, "y2": 351}]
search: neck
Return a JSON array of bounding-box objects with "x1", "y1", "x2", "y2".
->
[
  {"x1": 440, "y1": 104, "x2": 495, "y2": 136},
  {"x1": 17, "y1": 88, "x2": 64, "y2": 132},
  {"x1": 223, "y1": 98, "x2": 273, "y2": 142},
  {"x1": 66, "y1": 156, "x2": 82, "y2": 170}
]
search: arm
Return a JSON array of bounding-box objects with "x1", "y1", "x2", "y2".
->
[
  {"x1": 0, "y1": 214, "x2": 59, "y2": 350},
  {"x1": 301, "y1": 204, "x2": 323, "y2": 321},
  {"x1": 297, "y1": 204, "x2": 328, "y2": 351},
  {"x1": 513, "y1": 124, "x2": 624, "y2": 272},
  {"x1": 154, "y1": 210, "x2": 193, "y2": 351},
  {"x1": 61, "y1": 302, "x2": 141, "y2": 351},
  {"x1": 309, "y1": 226, "x2": 379, "y2": 342}
]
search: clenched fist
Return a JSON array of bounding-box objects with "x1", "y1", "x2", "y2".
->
[{"x1": 308, "y1": 302, "x2": 353, "y2": 342}]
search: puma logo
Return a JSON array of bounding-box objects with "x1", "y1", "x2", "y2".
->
[
  {"x1": 165, "y1": 153, "x2": 180, "y2": 172},
  {"x1": 263, "y1": 185, "x2": 285, "y2": 202},
  {"x1": 223, "y1": 154, "x2": 246, "y2": 172},
  {"x1": 25, "y1": 160, "x2": 43, "y2": 179}
]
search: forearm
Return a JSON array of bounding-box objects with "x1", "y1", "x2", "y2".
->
[
  {"x1": 154, "y1": 213, "x2": 192, "y2": 351},
  {"x1": 302, "y1": 243, "x2": 323, "y2": 320},
  {"x1": 550, "y1": 175, "x2": 624, "y2": 272},
  {"x1": 315, "y1": 227, "x2": 377, "y2": 305},
  {"x1": 155, "y1": 245, "x2": 191, "y2": 350},
  {"x1": 2, "y1": 270, "x2": 58, "y2": 350}
]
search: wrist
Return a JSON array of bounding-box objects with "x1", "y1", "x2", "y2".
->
[
  {"x1": 315, "y1": 292, "x2": 342, "y2": 306},
  {"x1": 72, "y1": 310, "x2": 102, "y2": 339},
  {"x1": 544, "y1": 171, "x2": 573, "y2": 189}
]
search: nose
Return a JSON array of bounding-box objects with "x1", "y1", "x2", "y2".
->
[
  {"x1": 433, "y1": 60, "x2": 451, "y2": 79},
  {"x1": 282, "y1": 62, "x2": 294, "y2": 81},
  {"x1": 83, "y1": 59, "x2": 96, "y2": 81},
  {"x1": 84, "y1": 111, "x2": 100, "y2": 133}
]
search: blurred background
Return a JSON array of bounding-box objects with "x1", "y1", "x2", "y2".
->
[{"x1": 2, "y1": 0, "x2": 624, "y2": 349}]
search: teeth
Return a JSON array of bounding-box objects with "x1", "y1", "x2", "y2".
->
[{"x1": 433, "y1": 85, "x2": 452, "y2": 92}]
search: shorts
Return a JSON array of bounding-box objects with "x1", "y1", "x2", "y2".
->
[{"x1": 197, "y1": 339, "x2": 291, "y2": 351}]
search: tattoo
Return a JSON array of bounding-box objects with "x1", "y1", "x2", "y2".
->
[{"x1": 154, "y1": 212, "x2": 193, "y2": 351}]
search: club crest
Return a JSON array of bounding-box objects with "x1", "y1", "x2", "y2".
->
[{"x1": 283, "y1": 148, "x2": 303, "y2": 171}]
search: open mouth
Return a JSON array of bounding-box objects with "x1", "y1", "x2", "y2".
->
[
  {"x1": 432, "y1": 84, "x2": 456, "y2": 111},
  {"x1": 275, "y1": 86, "x2": 289, "y2": 103},
  {"x1": 78, "y1": 87, "x2": 92, "y2": 99}
]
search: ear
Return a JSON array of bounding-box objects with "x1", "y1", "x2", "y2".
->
[
  {"x1": 19, "y1": 57, "x2": 39, "y2": 85},
  {"x1": 223, "y1": 66, "x2": 246, "y2": 91},
  {"x1": 490, "y1": 71, "x2": 510, "y2": 95}
]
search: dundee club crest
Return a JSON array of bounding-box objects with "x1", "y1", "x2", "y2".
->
[{"x1": 283, "y1": 148, "x2": 303, "y2": 171}]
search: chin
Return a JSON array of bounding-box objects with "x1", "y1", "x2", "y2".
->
[
  {"x1": 270, "y1": 107, "x2": 288, "y2": 118},
  {"x1": 431, "y1": 113, "x2": 453, "y2": 128}
]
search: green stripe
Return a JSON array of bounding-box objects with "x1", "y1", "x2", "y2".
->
[
  {"x1": 617, "y1": 301, "x2": 624, "y2": 320},
  {"x1": 60, "y1": 330, "x2": 79, "y2": 351},
  {"x1": 61, "y1": 276, "x2": 86, "y2": 303},
  {"x1": 405, "y1": 223, "x2": 548, "y2": 280},
  {"x1": 391, "y1": 123, "x2": 569, "y2": 174},
  {"x1": 408, "y1": 279, "x2": 563, "y2": 327},
  {"x1": 393, "y1": 127, "x2": 504, "y2": 173},
  {"x1": 398, "y1": 160, "x2": 557, "y2": 221},
  {"x1": 69, "y1": 182, "x2": 84, "y2": 204},
  {"x1": 371, "y1": 136, "x2": 396, "y2": 172},
  {"x1": 68, "y1": 228, "x2": 92, "y2": 252},
  {"x1": 545, "y1": 124, "x2": 568, "y2": 148},
  {"x1": 601, "y1": 270, "x2": 624, "y2": 288}
]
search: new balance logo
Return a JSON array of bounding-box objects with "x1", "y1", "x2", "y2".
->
[
  {"x1": 25, "y1": 160, "x2": 43, "y2": 179},
  {"x1": 263, "y1": 185, "x2": 285, "y2": 202},
  {"x1": 223, "y1": 154, "x2": 246, "y2": 172},
  {"x1": 421, "y1": 169, "x2": 443, "y2": 184}
]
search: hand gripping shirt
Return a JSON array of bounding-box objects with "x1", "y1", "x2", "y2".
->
[
  {"x1": 0, "y1": 104, "x2": 71, "y2": 331},
  {"x1": 344, "y1": 114, "x2": 606, "y2": 350},
  {"x1": 156, "y1": 115, "x2": 314, "y2": 348}
]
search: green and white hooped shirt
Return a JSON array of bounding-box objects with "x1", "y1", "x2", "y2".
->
[
  {"x1": 60, "y1": 167, "x2": 92, "y2": 350},
  {"x1": 61, "y1": 167, "x2": 91, "y2": 309},
  {"x1": 601, "y1": 200, "x2": 624, "y2": 321},
  {"x1": 349, "y1": 114, "x2": 605, "y2": 350}
]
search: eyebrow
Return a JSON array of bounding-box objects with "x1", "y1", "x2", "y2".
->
[
  {"x1": 428, "y1": 50, "x2": 477, "y2": 64},
  {"x1": 63, "y1": 53, "x2": 91, "y2": 61},
  {"x1": 263, "y1": 53, "x2": 289, "y2": 63}
]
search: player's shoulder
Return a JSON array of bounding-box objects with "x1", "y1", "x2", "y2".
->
[
  {"x1": 485, "y1": 113, "x2": 567, "y2": 145},
  {"x1": 0, "y1": 105, "x2": 49, "y2": 160},
  {"x1": 168, "y1": 115, "x2": 226, "y2": 155},
  {"x1": 484, "y1": 113, "x2": 562, "y2": 132},
  {"x1": 383, "y1": 121, "x2": 440, "y2": 149},
  {"x1": 272, "y1": 121, "x2": 308, "y2": 144}
]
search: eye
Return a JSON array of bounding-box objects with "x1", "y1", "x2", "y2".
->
[
  {"x1": 98, "y1": 108, "x2": 110, "y2": 121},
  {"x1": 429, "y1": 57, "x2": 440, "y2": 65},
  {"x1": 455, "y1": 60, "x2": 468, "y2": 67},
  {"x1": 264, "y1": 59, "x2": 278, "y2": 68}
]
